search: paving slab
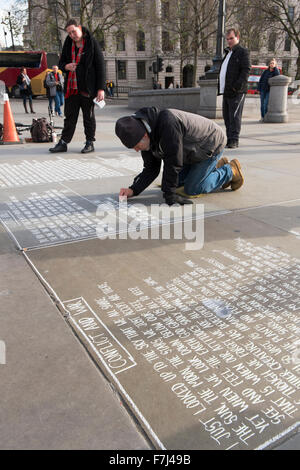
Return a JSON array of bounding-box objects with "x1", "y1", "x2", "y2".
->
[
  {"x1": 24, "y1": 212, "x2": 300, "y2": 450},
  {"x1": 243, "y1": 201, "x2": 300, "y2": 239},
  {"x1": 0, "y1": 226, "x2": 151, "y2": 450}
]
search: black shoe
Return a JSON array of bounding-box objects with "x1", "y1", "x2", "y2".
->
[
  {"x1": 81, "y1": 141, "x2": 94, "y2": 153},
  {"x1": 227, "y1": 140, "x2": 239, "y2": 149},
  {"x1": 49, "y1": 140, "x2": 67, "y2": 153}
]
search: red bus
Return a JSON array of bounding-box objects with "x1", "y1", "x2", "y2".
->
[
  {"x1": 247, "y1": 65, "x2": 282, "y2": 94},
  {"x1": 0, "y1": 50, "x2": 59, "y2": 97}
]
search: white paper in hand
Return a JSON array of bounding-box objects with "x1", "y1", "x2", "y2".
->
[{"x1": 93, "y1": 98, "x2": 106, "y2": 109}]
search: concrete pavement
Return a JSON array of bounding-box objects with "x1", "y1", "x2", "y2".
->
[{"x1": 0, "y1": 96, "x2": 299, "y2": 450}]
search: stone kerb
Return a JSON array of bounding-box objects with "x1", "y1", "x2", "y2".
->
[
  {"x1": 128, "y1": 87, "x2": 201, "y2": 113},
  {"x1": 264, "y1": 74, "x2": 292, "y2": 123}
]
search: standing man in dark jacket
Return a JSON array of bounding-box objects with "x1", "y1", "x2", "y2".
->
[
  {"x1": 50, "y1": 19, "x2": 105, "y2": 154},
  {"x1": 115, "y1": 107, "x2": 244, "y2": 205},
  {"x1": 218, "y1": 28, "x2": 250, "y2": 149}
]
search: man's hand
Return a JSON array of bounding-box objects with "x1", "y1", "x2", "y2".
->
[
  {"x1": 65, "y1": 63, "x2": 77, "y2": 72},
  {"x1": 119, "y1": 188, "x2": 134, "y2": 198},
  {"x1": 164, "y1": 193, "x2": 193, "y2": 206},
  {"x1": 95, "y1": 89, "x2": 105, "y2": 101}
]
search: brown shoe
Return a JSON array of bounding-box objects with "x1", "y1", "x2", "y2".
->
[
  {"x1": 216, "y1": 156, "x2": 229, "y2": 169},
  {"x1": 216, "y1": 157, "x2": 231, "y2": 189},
  {"x1": 230, "y1": 159, "x2": 244, "y2": 190}
]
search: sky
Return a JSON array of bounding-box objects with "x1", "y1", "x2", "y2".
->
[{"x1": 0, "y1": 0, "x2": 24, "y2": 48}]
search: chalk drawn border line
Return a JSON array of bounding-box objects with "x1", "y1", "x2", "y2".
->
[
  {"x1": 63, "y1": 296, "x2": 137, "y2": 374},
  {"x1": 0, "y1": 206, "x2": 228, "y2": 252}
]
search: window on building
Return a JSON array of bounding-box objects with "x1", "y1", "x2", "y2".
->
[
  {"x1": 250, "y1": 30, "x2": 260, "y2": 52},
  {"x1": 48, "y1": 0, "x2": 55, "y2": 16},
  {"x1": 251, "y1": 39, "x2": 259, "y2": 52},
  {"x1": 93, "y1": 0, "x2": 103, "y2": 17},
  {"x1": 162, "y1": 1, "x2": 170, "y2": 20},
  {"x1": 136, "y1": 30, "x2": 145, "y2": 51},
  {"x1": 282, "y1": 59, "x2": 290, "y2": 75},
  {"x1": 137, "y1": 61, "x2": 146, "y2": 79},
  {"x1": 95, "y1": 29, "x2": 105, "y2": 50},
  {"x1": 70, "y1": 0, "x2": 81, "y2": 16},
  {"x1": 116, "y1": 31, "x2": 126, "y2": 51},
  {"x1": 117, "y1": 60, "x2": 127, "y2": 80},
  {"x1": 136, "y1": 0, "x2": 145, "y2": 18},
  {"x1": 288, "y1": 6, "x2": 295, "y2": 20},
  {"x1": 268, "y1": 32, "x2": 276, "y2": 51},
  {"x1": 166, "y1": 65, "x2": 173, "y2": 73},
  {"x1": 284, "y1": 34, "x2": 291, "y2": 51},
  {"x1": 201, "y1": 39, "x2": 208, "y2": 52},
  {"x1": 162, "y1": 31, "x2": 173, "y2": 52},
  {"x1": 115, "y1": 0, "x2": 125, "y2": 18},
  {"x1": 179, "y1": 0, "x2": 187, "y2": 18},
  {"x1": 180, "y1": 33, "x2": 189, "y2": 54}
]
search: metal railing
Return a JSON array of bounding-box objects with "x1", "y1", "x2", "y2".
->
[{"x1": 106, "y1": 85, "x2": 146, "y2": 97}]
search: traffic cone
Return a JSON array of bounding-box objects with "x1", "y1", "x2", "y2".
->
[{"x1": 1, "y1": 95, "x2": 21, "y2": 145}]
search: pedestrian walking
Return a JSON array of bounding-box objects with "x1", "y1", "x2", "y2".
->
[
  {"x1": 218, "y1": 28, "x2": 250, "y2": 149},
  {"x1": 52, "y1": 65, "x2": 65, "y2": 116},
  {"x1": 106, "y1": 80, "x2": 111, "y2": 97},
  {"x1": 258, "y1": 58, "x2": 280, "y2": 121},
  {"x1": 45, "y1": 68, "x2": 64, "y2": 117},
  {"x1": 49, "y1": 18, "x2": 105, "y2": 154},
  {"x1": 44, "y1": 72, "x2": 53, "y2": 114},
  {"x1": 16, "y1": 67, "x2": 35, "y2": 114},
  {"x1": 115, "y1": 107, "x2": 244, "y2": 205},
  {"x1": 109, "y1": 80, "x2": 115, "y2": 97}
]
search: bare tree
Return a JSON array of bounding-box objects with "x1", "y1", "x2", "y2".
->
[
  {"x1": 26, "y1": 0, "x2": 133, "y2": 52},
  {"x1": 1, "y1": 0, "x2": 28, "y2": 48},
  {"x1": 158, "y1": 0, "x2": 219, "y2": 87},
  {"x1": 251, "y1": 0, "x2": 300, "y2": 78}
]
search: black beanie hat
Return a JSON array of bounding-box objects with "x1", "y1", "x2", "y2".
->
[{"x1": 115, "y1": 116, "x2": 146, "y2": 148}]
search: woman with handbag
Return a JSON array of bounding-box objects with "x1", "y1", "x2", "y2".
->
[{"x1": 16, "y1": 66, "x2": 35, "y2": 114}]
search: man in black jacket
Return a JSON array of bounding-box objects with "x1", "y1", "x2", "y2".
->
[
  {"x1": 49, "y1": 19, "x2": 105, "y2": 154},
  {"x1": 219, "y1": 28, "x2": 250, "y2": 149},
  {"x1": 115, "y1": 107, "x2": 244, "y2": 206}
]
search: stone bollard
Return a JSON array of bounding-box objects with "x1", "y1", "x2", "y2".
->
[
  {"x1": 264, "y1": 74, "x2": 292, "y2": 123},
  {"x1": 198, "y1": 79, "x2": 223, "y2": 118}
]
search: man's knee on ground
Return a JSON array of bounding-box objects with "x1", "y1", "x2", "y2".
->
[{"x1": 184, "y1": 182, "x2": 209, "y2": 195}]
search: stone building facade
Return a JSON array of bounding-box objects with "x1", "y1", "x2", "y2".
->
[{"x1": 22, "y1": 0, "x2": 299, "y2": 90}]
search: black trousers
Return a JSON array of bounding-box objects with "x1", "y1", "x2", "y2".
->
[
  {"x1": 222, "y1": 94, "x2": 246, "y2": 141},
  {"x1": 61, "y1": 94, "x2": 96, "y2": 144}
]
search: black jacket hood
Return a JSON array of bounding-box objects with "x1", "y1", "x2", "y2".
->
[{"x1": 133, "y1": 107, "x2": 161, "y2": 136}]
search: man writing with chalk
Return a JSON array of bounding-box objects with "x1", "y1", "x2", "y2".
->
[{"x1": 115, "y1": 107, "x2": 244, "y2": 205}]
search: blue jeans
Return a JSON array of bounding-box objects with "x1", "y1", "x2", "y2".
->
[
  {"x1": 178, "y1": 151, "x2": 232, "y2": 195},
  {"x1": 55, "y1": 90, "x2": 64, "y2": 115},
  {"x1": 48, "y1": 96, "x2": 55, "y2": 113},
  {"x1": 49, "y1": 92, "x2": 64, "y2": 116},
  {"x1": 22, "y1": 94, "x2": 32, "y2": 106},
  {"x1": 260, "y1": 90, "x2": 270, "y2": 118}
]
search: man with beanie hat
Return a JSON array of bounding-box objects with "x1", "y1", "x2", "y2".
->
[{"x1": 115, "y1": 107, "x2": 244, "y2": 206}]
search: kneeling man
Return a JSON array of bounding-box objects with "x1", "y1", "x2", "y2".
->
[{"x1": 115, "y1": 107, "x2": 244, "y2": 205}]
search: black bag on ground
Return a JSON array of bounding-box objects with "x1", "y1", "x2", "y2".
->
[{"x1": 30, "y1": 118, "x2": 53, "y2": 142}]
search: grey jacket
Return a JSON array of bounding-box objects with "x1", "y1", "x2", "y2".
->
[
  {"x1": 46, "y1": 71, "x2": 64, "y2": 97},
  {"x1": 129, "y1": 107, "x2": 226, "y2": 196}
]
